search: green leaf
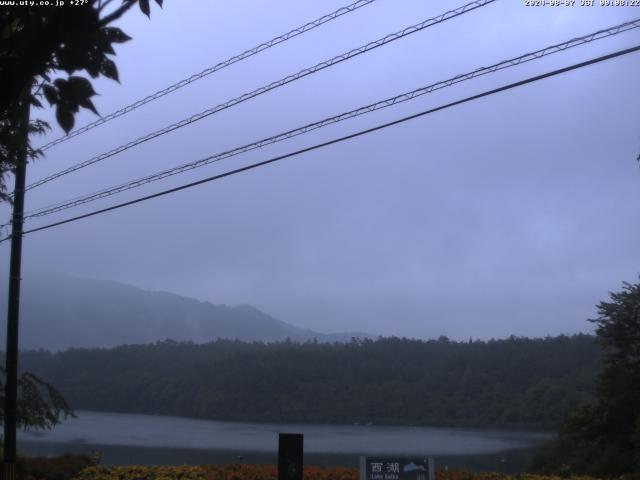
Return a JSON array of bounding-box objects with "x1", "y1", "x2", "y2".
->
[
  {"x1": 56, "y1": 39, "x2": 90, "y2": 74},
  {"x1": 97, "y1": 30, "x2": 116, "y2": 55},
  {"x1": 100, "y1": 58, "x2": 119, "y2": 82},
  {"x1": 56, "y1": 105, "x2": 75, "y2": 134},
  {"x1": 51, "y1": 76, "x2": 98, "y2": 124},
  {"x1": 42, "y1": 85, "x2": 58, "y2": 105},
  {"x1": 139, "y1": 0, "x2": 150, "y2": 17},
  {"x1": 84, "y1": 52, "x2": 102, "y2": 78},
  {"x1": 67, "y1": 76, "x2": 96, "y2": 98},
  {"x1": 1, "y1": 18, "x2": 20, "y2": 40},
  {"x1": 103, "y1": 27, "x2": 132, "y2": 44},
  {"x1": 79, "y1": 98, "x2": 99, "y2": 116},
  {"x1": 29, "y1": 119, "x2": 50, "y2": 136},
  {"x1": 29, "y1": 96, "x2": 43, "y2": 109}
]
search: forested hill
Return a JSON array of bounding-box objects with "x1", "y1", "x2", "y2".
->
[{"x1": 20, "y1": 335, "x2": 600, "y2": 429}]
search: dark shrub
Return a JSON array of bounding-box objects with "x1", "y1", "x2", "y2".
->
[{"x1": 16, "y1": 453, "x2": 92, "y2": 480}]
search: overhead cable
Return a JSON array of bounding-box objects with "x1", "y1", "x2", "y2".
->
[
  {"x1": 36, "y1": 0, "x2": 381, "y2": 151},
  {"x1": 25, "y1": 0, "x2": 496, "y2": 192},
  {"x1": 3, "y1": 43, "x2": 637, "y2": 242},
  {"x1": 22, "y1": 18, "x2": 640, "y2": 220}
]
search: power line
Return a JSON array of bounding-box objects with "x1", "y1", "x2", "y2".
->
[
  {"x1": 25, "y1": 0, "x2": 496, "y2": 192},
  {"x1": 36, "y1": 0, "x2": 381, "y2": 152},
  {"x1": 4, "y1": 43, "x2": 638, "y2": 243},
  {"x1": 22, "y1": 18, "x2": 640, "y2": 220}
]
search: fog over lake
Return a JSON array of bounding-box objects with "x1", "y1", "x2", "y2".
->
[{"x1": 19, "y1": 411, "x2": 552, "y2": 455}]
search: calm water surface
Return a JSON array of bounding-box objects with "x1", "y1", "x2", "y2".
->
[{"x1": 18, "y1": 411, "x2": 553, "y2": 470}]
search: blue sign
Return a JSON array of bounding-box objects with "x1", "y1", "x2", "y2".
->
[{"x1": 360, "y1": 457, "x2": 435, "y2": 480}]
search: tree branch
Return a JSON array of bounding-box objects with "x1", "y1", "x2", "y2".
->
[
  {"x1": 98, "y1": 0, "x2": 118, "y2": 13},
  {"x1": 99, "y1": 0, "x2": 137, "y2": 26}
]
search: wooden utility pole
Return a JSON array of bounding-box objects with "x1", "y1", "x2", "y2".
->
[{"x1": 3, "y1": 93, "x2": 30, "y2": 480}]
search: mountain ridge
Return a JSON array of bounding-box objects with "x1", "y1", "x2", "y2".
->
[{"x1": 0, "y1": 272, "x2": 374, "y2": 350}]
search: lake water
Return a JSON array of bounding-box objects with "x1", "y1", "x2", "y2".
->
[{"x1": 18, "y1": 411, "x2": 553, "y2": 471}]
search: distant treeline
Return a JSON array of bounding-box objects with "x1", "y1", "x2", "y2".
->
[{"x1": 18, "y1": 335, "x2": 600, "y2": 429}]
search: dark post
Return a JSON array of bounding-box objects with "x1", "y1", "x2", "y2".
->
[
  {"x1": 278, "y1": 433, "x2": 303, "y2": 480},
  {"x1": 3, "y1": 93, "x2": 30, "y2": 480}
]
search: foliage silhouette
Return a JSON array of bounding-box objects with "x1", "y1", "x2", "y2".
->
[
  {"x1": 0, "y1": 0, "x2": 162, "y2": 432},
  {"x1": 0, "y1": 0, "x2": 162, "y2": 202},
  {"x1": 530, "y1": 279, "x2": 640, "y2": 477},
  {"x1": 0, "y1": 367, "x2": 74, "y2": 430}
]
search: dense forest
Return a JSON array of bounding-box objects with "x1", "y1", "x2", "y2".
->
[{"x1": 18, "y1": 334, "x2": 600, "y2": 429}]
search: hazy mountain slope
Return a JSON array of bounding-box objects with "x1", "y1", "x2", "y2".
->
[{"x1": 0, "y1": 273, "x2": 371, "y2": 350}]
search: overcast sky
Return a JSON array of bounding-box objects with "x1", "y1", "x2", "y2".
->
[{"x1": 1, "y1": 0, "x2": 639, "y2": 340}]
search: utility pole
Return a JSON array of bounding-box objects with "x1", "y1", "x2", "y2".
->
[{"x1": 3, "y1": 92, "x2": 30, "y2": 480}]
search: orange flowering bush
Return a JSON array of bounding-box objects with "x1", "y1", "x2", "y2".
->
[
  {"x1": 73, "y1": 465, "x2": 207, "y2": 480},
  {"x1": 202, "y1": 465, "x2": 359, "y2": 480},
  {"x1": 72, "y1": 465, "x2": 606, "y2": 480},
  {"x1": 434, "y1": 470, "x2": 601, "y2": 480}
]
